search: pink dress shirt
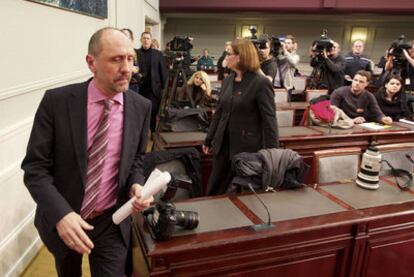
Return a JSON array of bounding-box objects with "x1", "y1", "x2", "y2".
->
[{"x1": 87, "y1": 80, "x2": 124, "y2": 212}]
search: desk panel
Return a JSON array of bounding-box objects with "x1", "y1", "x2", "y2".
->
[
  {"x1": 133, "y1": 184, "x2": 414, "y2": 276},
  {"x1": 173, "y1": 198, "x2": 253, "y2": 236},
  {"x1": 238, "y1": 187, "x2": 345, "y2": 222},
  {"x1": 321, "y1": 180, "x2": 414, "y2": 209}
]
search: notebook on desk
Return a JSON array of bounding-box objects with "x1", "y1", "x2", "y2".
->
[{"x1": 360, "y1": 122, "x2": 391, "y2": 131}]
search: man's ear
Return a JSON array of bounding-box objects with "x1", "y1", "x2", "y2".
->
[{"x1": 86, "y1": 54, "x2": 96, "y2": 74}]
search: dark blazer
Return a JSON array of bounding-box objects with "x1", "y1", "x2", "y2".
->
[
  {"x1": 21, "y1": 80, "x2": 151, "y2": 259},
  {"x1": 136, "y1": 48, "x2": 167, "y2": 99},
  {"x1": 205, "y1": 71, "x2": 279, "y2": 157},
  {"x1": 374, "y1": 88, "x2": 413, "y2": 121}
]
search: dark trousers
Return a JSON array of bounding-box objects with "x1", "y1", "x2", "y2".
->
[
  {"x1": 54, "y1": 211, "x2": 128, "y2": 277},
  {"x1": 140, "y1": 87, "x2": 160, "y2": 132},
  {"x1": 206, "y1": 143, "x2": 232, "y2": 196}
]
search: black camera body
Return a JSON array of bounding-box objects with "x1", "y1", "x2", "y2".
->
[
  {"x1": 169, "y1": 36, "x2": 194, "y2": 52},
  {"x1": 250, "y1": 33, "x2": 285, "y2": 57},
  {"x1": 312, "y1": 30, "x2": 333, "y2": 55},
  {"x1": 390, "y1": 35, "x2": 411, "y2": 61},
  {"x1": 143, "y1": 173, "x2": 199, "y2": 241}
]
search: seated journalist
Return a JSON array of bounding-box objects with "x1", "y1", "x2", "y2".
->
[
  {"x1": 331, "y1": 70, "x2": 393, "y2": 125},
  {"x1": 186, "y1": 70, "x2": 212, "y2": 107},
  {"x1": 374, "y1": 75, "x2": 413, "y2": 121}
]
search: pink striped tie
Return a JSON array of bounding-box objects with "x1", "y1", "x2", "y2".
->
[{"x1": 81, "y1": 99, "x2": 113, "y2": 219}]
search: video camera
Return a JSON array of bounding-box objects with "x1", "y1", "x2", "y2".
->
[
  {"x1": 312, "y1": 30, "x2": 334, "y2": 55},
  {"x1": 389, "y1": 35, "x2": 411, "y2": 61},
  {"x1": 169, "y1": 36, "x2": 194, "y2": 52},
  {"x1": 248, "y1": 26, "x2": 285, "y2": 57},
  {"x1": 143, "y1": 173, "x2": 199, "y2": 241}
]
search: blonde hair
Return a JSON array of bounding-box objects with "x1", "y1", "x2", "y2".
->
[
  {"x1": 231, "y1": 39, "x2": 260, "y2": 72},
  {"x1": 187, "y1": 71, "x2": 211, "y2": 96},
  {"x1": 151, "y1": 38, "x2": 160, "y2": 49}
]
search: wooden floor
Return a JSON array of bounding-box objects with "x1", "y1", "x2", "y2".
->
[
  {"x1": 21, "y1": 136, "x2": 154, "y2": 276},
  {"x1": 21, "y1": 246, "x2": 91, "y2": 276}
]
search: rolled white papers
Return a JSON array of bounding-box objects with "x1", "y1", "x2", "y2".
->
[{"x1": 112, "y1": 170, "x2": 171, "y2": 224}]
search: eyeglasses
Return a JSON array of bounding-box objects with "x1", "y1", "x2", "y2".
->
[{"x1": 226, "y1": 52, "x2": 236, "y2": 56}]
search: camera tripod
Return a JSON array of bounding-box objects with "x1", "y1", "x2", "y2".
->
[
  {"x1": 159, "y1": 55, "x2": 195, "y2": 116},
  {"x1": 308, "y1": 58, "x2": 325, "y2": 90}
]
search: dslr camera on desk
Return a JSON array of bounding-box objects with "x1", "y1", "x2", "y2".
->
[{"x1": 143, "y1": 173, "x2": 200, "y2": 241}]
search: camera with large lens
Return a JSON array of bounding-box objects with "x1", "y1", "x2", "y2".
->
[
  {"x1": 356, "y1": 146, "x2": 382, "y2": 190},
  {"x1": 248, "y1": 28, "x2": 285, "y2": 58},
  {"x1": 390, "y1": 35, "x2": 411, "y2": 61},
  {"x1": 169, "y1": 36, "x2": 194, "y2": 52},
  {"x1": 143, "y1": 173, "x2": 200, "y2": 241},
  {"x1": 312, "y1": 30, "x2": 334, "y2": 55}
]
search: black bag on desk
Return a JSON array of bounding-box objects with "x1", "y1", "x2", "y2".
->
[{"x1": 160, "y1": 107, "x2": 209, "y2": 132}]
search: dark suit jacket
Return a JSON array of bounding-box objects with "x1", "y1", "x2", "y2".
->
[
  {"x1": 205, "y1": 71, "x2": 279, "y2": 157},
  {"x1": 136, "y1": 48, "x2": 167, "y2": 100},
  {"x1": 21, "y1": 80, "x2": 151, "y2": 259}
]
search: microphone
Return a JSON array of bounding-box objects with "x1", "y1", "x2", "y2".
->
[
  {"x1": 247, "y1": 183, "x2": 275, "y2": 231},
  {"x1": 405, "y1": 154, "x2": 414, "y2": 164}
]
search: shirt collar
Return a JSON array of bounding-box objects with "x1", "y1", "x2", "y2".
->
[{"x1": 88, "y1": 79, "x2": 124, "y2": 105}]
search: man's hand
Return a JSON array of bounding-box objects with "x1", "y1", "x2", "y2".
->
[
  {"x1": 202, "y1": 144, "x2": 211, "y2": 155},
  {"x1": 382, "y1": 116, "x2": 393, "y2": 125},
  {"x1": 322, "y1": 49, "x2": 328, "y2": 59},
  {"x1": 353, "y1": 116, "x2": 366, "y2": 124},
  {"x1": 129, "y1": 184, "x2": 153, "y2": 213},
  {"x1": 56, "y1": 212, "x2": 94, "y2": 254}
]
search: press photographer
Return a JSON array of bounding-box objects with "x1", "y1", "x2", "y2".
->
[
  {"x1": 248, "y1": 28, "x2": 285, "y2": 84},
  {"x1": 384, "y1": 36, "x2": 414, "y2": 92},
  {"x1": 257, "y1": 37, "x2": 278, "y2": 82},
  {"x1": 274, "y1": 35, "x2": 300, "y2": 98},
  {"x1": 143, "y1": 174, "x2": 199, "y2": 241},
  {"x1": 309, "y1": 30, "x2": 346, "y2": 93}
]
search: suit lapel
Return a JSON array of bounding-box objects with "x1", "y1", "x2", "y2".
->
[
  {"x1": 119, "y1": 92, "x2": 137, "y2": 186},
  {"x1": 68, "y1": 82, "x2": 88, "y2": 183}
]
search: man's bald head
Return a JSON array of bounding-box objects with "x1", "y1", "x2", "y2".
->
[{"x1": 88, "y1": 27, "x2": 122, "y2": 57}]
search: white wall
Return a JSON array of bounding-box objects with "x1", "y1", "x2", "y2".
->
[{"x1": 0, "y1": 1, "x2": 161, "y2": 276}]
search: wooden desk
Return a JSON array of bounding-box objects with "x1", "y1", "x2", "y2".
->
[
  {"x1": 277, "y1": 102, "x2": 308, "y2": 126},
  {"x1": 153, "y1": 122, "x2": 414, "y2": 185},
  {"x1": 132, "y1": 178, "x2": 414, "y2": 276}
]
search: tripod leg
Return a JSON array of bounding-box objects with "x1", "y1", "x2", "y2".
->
[{"x1": 181, "y1": 70, "x2": 195, "y2": 108}]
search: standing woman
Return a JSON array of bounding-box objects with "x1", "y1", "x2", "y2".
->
[
  {"x1": 202, "y1": 39, "x2": 279, "y2": 196},
  {"x1": 374, "y1": 75, "x2": 412, "y2": 121}
]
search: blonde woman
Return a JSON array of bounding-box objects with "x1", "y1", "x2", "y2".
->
[
  {"x1": 151, "y1": 38, "x2": 160, "y2": 50},
  {"x1": 187, "y1": 71, "x2": 212, "y2": 107}
]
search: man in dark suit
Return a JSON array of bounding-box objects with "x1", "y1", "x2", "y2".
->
[
  {"x1": 136, "y1": 31, "x2": 167, "y2": 132},
  {"x1": 21, "y1": 27, "x2": 153, "y2": 276}
]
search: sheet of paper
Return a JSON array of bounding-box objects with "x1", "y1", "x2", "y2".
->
[{"x1": 112, "y1": 170, "x2": 171, "y2": 224}]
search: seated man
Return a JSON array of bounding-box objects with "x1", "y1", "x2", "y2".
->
[
  {"x1": 197, "y1": 49, "x2": 215, "y2": 70},
  {"x1": 331, "y1": 70, "x2": 393, "y2": 124}
]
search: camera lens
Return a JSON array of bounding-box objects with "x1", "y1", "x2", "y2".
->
[{"x1": 175, "y1": 210, "x2": 199, "y2": 229}]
